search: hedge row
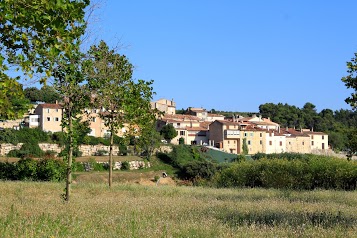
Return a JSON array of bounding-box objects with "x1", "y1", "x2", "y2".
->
[
  {"x1": 215, "y1": 156, "x2": 357, "y2": 190},
  {"x1": 0, "y1": 158, "x2": 66, "y2": 181}
]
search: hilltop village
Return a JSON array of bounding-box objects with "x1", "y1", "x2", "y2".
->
[{"x1": 0, "y1": 98, "x2": 328, "y2": 155}]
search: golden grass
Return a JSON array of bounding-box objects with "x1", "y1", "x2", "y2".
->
[{"x1": 0, "y1": 181, "x2": 356, "y2": 237}]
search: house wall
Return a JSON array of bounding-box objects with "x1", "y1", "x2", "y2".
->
[
  {"x1": 37, "y1": 107, "x2": 62, "y2": 132},
  {"x1": 285, "y1": 136, "x2": 311, "y2": 153}
]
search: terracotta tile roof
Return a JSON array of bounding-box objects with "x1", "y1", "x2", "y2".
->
[
  {"x1": 303, "y1": 131, "x2": 328, "y2": 135},
  {"x1": 280, "y1": 128, "x2": 310, "y2": 137},
  {"x1": 199, "y1": 121, "x2": 211, "y2": 129},
  {"x1": 215, "y1": 120, "x2": 241, "y2": 126},
  {"x1": 37, "y1": 103, "x2": 62, "y2": 109},
  {"x1": 162, "y1": 114, "x2": 201, "y2": 121},
  {"x1": 185, "y1": 126, "x2": 208, "y2": 131},
  {"x1": 207, "y1": 113, "x2": 224, "y2": 117}
]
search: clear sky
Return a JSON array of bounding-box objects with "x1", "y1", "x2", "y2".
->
[{"x1": 91, "y1": 0, "x2": 357, "y2": 112}]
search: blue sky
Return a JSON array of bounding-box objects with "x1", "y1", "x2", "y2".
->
[{"x1": 93, "y1": 0, "x2": 357, "y2": 112}]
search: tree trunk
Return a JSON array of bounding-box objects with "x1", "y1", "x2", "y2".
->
[
  {"x1": 109, "y1": 131, "x2": 113, "y2": 187},
  {"x1": 65, "y1": 107, "x2": 73, "y2": 201}
]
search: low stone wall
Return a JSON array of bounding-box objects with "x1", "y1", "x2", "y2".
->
[
  {"x1": 79, "y1": 145, "x2": 119, "y2": 157},
  {"x1": 83, "y1": 160, "x2": 150, "y2": 171},
  {"x1": 0, "y1": 143, "x2": 120, "y2": 157},
  {"x1": 0, "y1": 143, "x2": 22, "y2": 156}
]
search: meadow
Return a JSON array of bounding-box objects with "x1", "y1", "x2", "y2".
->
[{"x1": 0, "y1": 180, "x2": 356, "y2": 237}]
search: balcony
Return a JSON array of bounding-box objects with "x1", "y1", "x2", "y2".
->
[{"x1": 224, "y1": 130, "x2": 240, "y2": 138}]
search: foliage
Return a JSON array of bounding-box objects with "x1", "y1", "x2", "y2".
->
[
  {"x1": 178, "y1": 137, "x2": 185, "y2": 145},
  {"x1": 136, "y1": 121, "x2": 161, "y2": 159},
  {"x1": 0, "y1": 158, "x2": 66, "y2": 181},
  {"x1": 24, "y1": 86, "x2": 61, "y2": 103},
  {"x1": 242, "y1": 138, "x2": 248, "y2": 155},
  {"x1": 179, "y1": 160, "x2": 217, "y2": 180},
  {"x1": 346, "y1": 128, "x2": 357, "y2": 160},
  {"x1": 341, "y1": 52, "x2": 357, "y2": 110},
  {"x1": 160, "y1": 124, "x2": 178, "y2": 142},
  {"x1": 7, "y1": 141, "x2": 44, "y2": 158},
  {"x1": 0, "y1": 78, "x2": 30, "y2": 120},
  {"x1": 84, "y1": 40, "x2": 156, "y2": 187},
  {"x1": 215, "y1": 156, "x2": 357, "y2": 190},
  {"x1": 121, "y1": 161, "x2": 130, "y2": 170}
]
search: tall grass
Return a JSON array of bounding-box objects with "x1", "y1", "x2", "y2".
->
[{"x1": 0, "y1": 181, "x2": 356, "y2": 237}]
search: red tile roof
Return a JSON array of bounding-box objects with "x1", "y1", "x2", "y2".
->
[{"x1": 37, "y1": 103, "x2": 62, "y2": 109}]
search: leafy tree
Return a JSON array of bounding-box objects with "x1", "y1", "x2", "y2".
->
[
  {"x1": 160, "y1": 124, "x2": 178, "y2": 143},
  {"x1": 24, "y1": 87, "x2": 41, "y2": 102},
  {"x1": 342, "y1": 52, "x2": 357, "y2": 110},
  {"x1": 84, "y1": 40, "x2": 155, "y2": 187},
  {"x1": 137, "y1": 121, "x2": 161, "y2": 159},
  {"x1": 342, "y1": 52, "x2": 357, "y2": 159},
  {"x1": 0, "y1": 0, "x2": 90, "y2": 119}
]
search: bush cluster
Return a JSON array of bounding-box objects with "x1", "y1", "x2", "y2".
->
[
  {"x1": 157, "y1": 145, "x2": 220, "y2": 181},
  {"x1": 215, "y1": 156, "x2": 357, "y2": 190},
  {"x1": 0, "y1": 158, "x2": 66, "y2": 181}
]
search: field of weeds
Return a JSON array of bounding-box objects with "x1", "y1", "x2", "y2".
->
[{"x1": 0, "y1": 182, "x2": 356, "y2": 237}]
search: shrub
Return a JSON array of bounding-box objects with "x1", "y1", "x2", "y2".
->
[
  {"x1": 121, "y1": 161, "x2": 130, "y2": 170},
  {"x1": 179, "y1": 160, "x2": 217, "y2": 180},
  {"x1": 16, "y1": 158, "x2": 38, "y2": 180},
  {"x1": 0, "y1": 162, "x2": 17, "y2": 180},
  {"x1": 179, "y1": 137, "x2": 185, "y2": 145},
  {"x1": 95, "y1": 150, "x2": 108, "y2": 156},
  {"x1": 215, "y1": 156, "x2": 357, "y2": 190},
  {"x1": 36, "y1": 158, "x2": 66, "y2": 181}
]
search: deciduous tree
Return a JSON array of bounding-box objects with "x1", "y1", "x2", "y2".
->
[{"x1": 84, "y1": 40, "x2": 156, "y2": 187}]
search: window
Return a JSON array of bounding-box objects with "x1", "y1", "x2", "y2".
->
[
  {"x1": 260, "y1": 133, "x2": 262, "y2": 137},
  {"x1": 248, "y1": 140, "x2": 251, "y2": 145},
  {"x1": 92, "y1": 117, "x2": 96, "y2": 122},
  {"x1": 56, "y1": 109, "x2": 59, "y2": 112},
  {"x1": 279, "y1": 141, "x2": 282, "y2": 146},
  {"x1": 234, "y1": 140, "x2": 236, "y2": 144},
  {"x1": 250, "y1": 133, "x2": 253, "y2": 137},
  {"x1": 180, "y1": 131, "x2": 185, "y2": 136},
  {"x1": 260, "y1": 140, "x2": 262, "y2": 145},
  {"x1": 289, "y1": 142, "x2": 291, "y2": 145},
  {"x1": 244, "y1": 133, "x2": 247, "y2": 137},
  {"x1": 322, "y1": 135, "x2": 324, "y2": 140},
  {"x1": 54, "y1": 117, "x2": 59, "y2": 122},
  {"x1": 47, "y1": 109, "x2": 50, "y2": 113},
  {"x1": 302, "y1": 142, "x2": 305, "y2": 145},
  {"x1": 269, "y1": 141, "x2": 272, "y2": 146},
  {"x1": 227, "y1": 140, "x2": 230, "y2": 144},
  {"x1": 312, "y1": 141, "x2": 314, "y2": 146},
  {"x1": 47, "y1": 117, "x2": 51, "y2": 122}
]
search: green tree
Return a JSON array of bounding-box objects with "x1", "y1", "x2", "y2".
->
[
  {"x1": 84, "y1": 40, "x2": 156, "y2": 187},
  {"x1": 0, "y1": 0, "x2": 90, "y2": 119},
  {"x1": 160, "y1": 124, "x2": 178, "y2": 143},
  {"x1": 24, "y1": 87, "x2": 41, "y2": 102},
  {"x1": 137, "y1": 121, "x2": 161, "y2": 159},
  {"x1": 342, "y1": 52, "x2": 357, "y2": 110},
  {"x1": 342, "y1": 52, "x2": 357, "y2": 159}
]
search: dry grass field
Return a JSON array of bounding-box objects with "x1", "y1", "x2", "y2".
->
[{"x1": 0, "y1": 180, "x2": 356, "y2": 237}]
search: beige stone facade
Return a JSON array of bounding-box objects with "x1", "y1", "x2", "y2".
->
[{"x1": 34, "y1": 103, "x2": 63, "y2": 132}]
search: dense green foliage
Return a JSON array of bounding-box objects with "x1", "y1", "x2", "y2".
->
[
  {"x1": 24, "y1": 86, "x2": 61, "y2": 103},
  {"x1": 0, "y1": 158, "x2": 66, "y2": 181},
  {"x1": 157, "y1": 145, "x2": 220, "y2": 181},
  {"x1": 160, "y1": 124, "x2": 178, "y2": 142},
  {"x1": 341, "y1": 52, "x2": 357, "y2": 110},
  {"x1": 215, "y1": 155, "x2": 357, "y2": 190}
]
